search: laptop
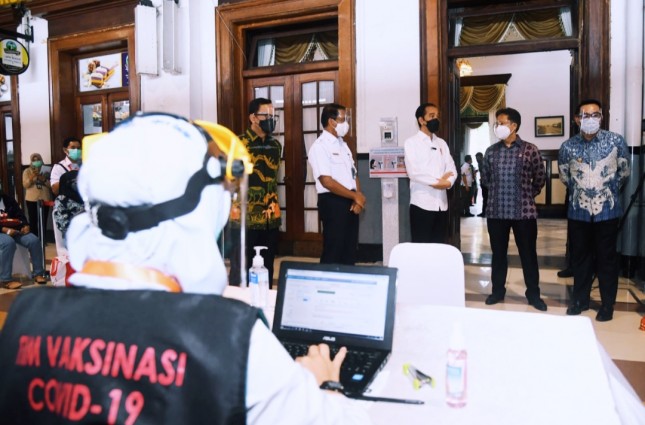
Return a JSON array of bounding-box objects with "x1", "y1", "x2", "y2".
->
[{"x1": 272, "y1": 261, "x2": 397, "y2": 395}]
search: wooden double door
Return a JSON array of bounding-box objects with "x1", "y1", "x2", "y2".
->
[{"x1": 245, "y1": 70, "x2": 338, "y2": 256}]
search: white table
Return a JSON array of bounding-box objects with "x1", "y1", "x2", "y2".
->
[
  {"x1": 364, "y1": 305, "x2": 642, "y2": 425},
  {"x1": 223, "y1": 287, "x2": 644, "y2": 424}
]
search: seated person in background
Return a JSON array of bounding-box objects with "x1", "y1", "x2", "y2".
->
[
  {"x1": 0, "y1": 189, "x2": 47, "y2": 289},
  {"x1": 0, "y1": 113, "x2": 370, "y2": 424}
]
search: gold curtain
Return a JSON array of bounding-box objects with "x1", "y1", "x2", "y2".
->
[
  {"x1": 460, "y1": 86, "x2": 474, "y2": 111},
  {"x1": 463, "y1": 122, "x2": 484, "y2": 130},
  {"x1": 460, "y1": 84, "x2": 506, "y2": 114},
  {"x1": 514, "y1": 9, "x2": 565, "y2": 39},
  {"x1": 316, "y1": 31, "x2": 339, "y2": 59},
  {"x1": 275, "y1": 34, "x2": 312, "y2": 65},
  {"x1": 459, "y1": 14, "x2": 513, "y2": 46}
]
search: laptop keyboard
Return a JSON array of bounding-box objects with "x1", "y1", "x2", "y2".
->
[{"x1": 282, "y1": 342, "x2": 381, "y2": 386}]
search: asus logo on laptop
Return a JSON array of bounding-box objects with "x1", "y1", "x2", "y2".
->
[{"x1": 322, "y1": 336, "x2": 336, "y2": 342}]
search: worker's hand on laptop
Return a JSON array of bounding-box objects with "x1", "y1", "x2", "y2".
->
[{"x1": 296, "y1": 343, "x2": 346, "y2": 387}]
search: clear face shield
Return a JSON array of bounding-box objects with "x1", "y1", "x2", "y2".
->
[
  {"x1": 193, "y1": 120, "x2": 253, "y2": 287},
  {"x1": 82, "y1": 114, "x2": 254, "y2": 287}
]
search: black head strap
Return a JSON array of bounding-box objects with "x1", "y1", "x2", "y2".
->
[{"x1": 92, "y1": 157, "x2": 228, "y2": 240}]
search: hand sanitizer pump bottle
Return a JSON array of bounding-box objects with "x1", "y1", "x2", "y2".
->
[
  {"x1": 249, "y1": 246, "x2": 269, "y2": 310},
  {"x1": 446, "y1": 322, "x2": 468, "y2": 408}
]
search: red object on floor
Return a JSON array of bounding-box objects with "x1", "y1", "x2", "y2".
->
[{"x1": 640, "y1": 316, "x2": 645, "y2": 331}]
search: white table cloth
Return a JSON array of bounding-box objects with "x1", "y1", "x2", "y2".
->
[{"x1": 223, "y1": 287, "x2": 645, "y2": 424}]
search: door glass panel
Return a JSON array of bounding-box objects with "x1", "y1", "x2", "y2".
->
[
  {"x1": 304, "y1": 134, "x2": 317, "y2": 163},
  {"x1": 3, "y1": 114, "x2": 15, "y2": 199},
  {"x1": 280, "y1": 210, "x2": 287, "y2": 232},
  {"x1": 254, "y1": 87, "x2": 269, "y2": 99},
  {"x1": 113, "y1": 100, "x2": 130, "y2": 125},
  {"x1": 319, "y1": 81, "x2": 334, "y2": 104},
  {"x1": 302, "y1": 82, "x2": 316, "y2": 105},
  {"x1": 304, "y1": 211, "x2": 318, "y2": 233},
  {"x1": 304, "y1": 186, "x2": 317, "y2": 209},
  {"x1": 272, "y1": 86, "x2": 284, "y2": 108},
  {"x1": 277, "y1": 159, "x2": 286, "y2": 185},
  {"x1": 306, "y1": 162, "x2": 315, "y2": 183},
  {"x1": 277, "y1": 186, "x2": 286, "y2": 209},
  {"x1": 83, "y1": 103, "x2": 103, "y2": 134},
  {"x1": 4, "y1": 115, "x2": 12, "y2": 140},
  {"x1": 303, "y1": 108, "x2": 318, "y2": 132}
]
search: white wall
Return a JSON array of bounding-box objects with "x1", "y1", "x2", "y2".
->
[
  {"x1": 609, "y1": 0, "x2": 642, "y2": 148},
  {"x1": 139, "y1": 0, "x2": 191, "y2": 116},
  {"x1": 189, "y1": 0, "x2": 218, "y2": 121},
  {"x1": 468, "y1": 50, "x2": 572, "y2": 151},
  {"x1": 355, "y1": 0, "x2": 420, "y2": 153},
  {"x1": 18, "y1": 17, "x2": 51, "y2": 164},
  {"x1": 139, "y1": 0, "x2": 217, "y2": 121}
]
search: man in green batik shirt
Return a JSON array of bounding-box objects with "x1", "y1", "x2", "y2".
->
[{"x1": 228, "y1": 98, "x2": 282, "y2": 287}]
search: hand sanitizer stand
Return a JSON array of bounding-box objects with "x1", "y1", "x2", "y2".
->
[{"x1": 369, "y1": 117, "x2": 406, "y2": 265}]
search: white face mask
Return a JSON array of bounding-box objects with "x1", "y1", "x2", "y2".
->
[
  {"x1": 494, "y1": 124, "x2": 511, "y2": 140},
  {"x1": 580, "y1": 117, "x2": 601, "y2": 135},
  {"x1": 335, "y1": 121, "x2": 350, "y2": 138}
]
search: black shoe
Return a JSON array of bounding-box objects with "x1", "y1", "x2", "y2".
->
[
  {"x1": 485, "y1": 294, "x2": 504, "y2": 305},
  {"x1": 528, "y1": 298, "x2": 547, "y2": 312},
  {"x1": 596, "y1": 306, "x2": 614, "y2": 322},
  {"x1": 557, "y1": 269, "x2": 573, "y2": 278},
  {"x1": 463, "y1": 213, "x2": 475, "y2": 217},
  {"x1": 477, "y1": 213, "x2": 486, "y2": 217},
  {"x1": 566, "y1": 301, "x2": 590, "y2": 316}
]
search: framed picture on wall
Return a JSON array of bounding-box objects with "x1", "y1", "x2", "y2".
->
[{"x1": 535, "y1": 115, "x2": 564, "y2": 137}]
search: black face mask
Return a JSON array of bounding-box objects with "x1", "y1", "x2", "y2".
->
[
  {"x1": 259, "y1": 118, "x2": 276, "y2": 135},
  {"x1": 426, "y1": 118, "x2": 440, "y2": 133}
]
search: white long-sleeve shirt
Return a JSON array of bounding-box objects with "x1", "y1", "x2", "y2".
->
[
  {"x1": 403, "y1": 130, "x2": 457, "y2": 211},
  {"x1": 247, "y1": 321, "x2": 371, "y2": 424}
]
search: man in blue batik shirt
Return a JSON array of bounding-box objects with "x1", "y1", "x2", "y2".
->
[{"x1": 559, "y1": 99, "x2": 630, "y2": 322}]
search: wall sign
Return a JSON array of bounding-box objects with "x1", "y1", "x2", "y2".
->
[
  {"x1": 78, "y1": 52, "x2": 129, "y2": 92},
  {"x1": 369, "y1": 147, "x2": 407, "y2": 178},
  {"x1": 0, "y1": 39, "x2": 29, "y2": 75}
]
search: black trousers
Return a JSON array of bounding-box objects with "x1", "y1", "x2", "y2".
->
[
  {"x1": 568, "y1": 218, "x2": 619, "y2": 307},
  {"x1": 26, "y1": 201, "x2": 49, "y2": 238},
  {"x1": 481, "y1": 187, "x2": 489, "y2": 215},
  {"x1": 318, "y1": 193, "x2": 359, "y2": 265},
  {"x1": 460, "y1": 186, "x2": 471, "y2": 215},
  {"x1": 487, "y1": 218, "x2": 540, "y2": 300},
  {"x1": 228, "y1": 227, "x2": 280, "y2": 288},
  {"x1": 409, "y1": 204, "x2": 448, "y2": 243}
]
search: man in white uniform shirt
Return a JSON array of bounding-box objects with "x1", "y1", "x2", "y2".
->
[
  {"x1": 404, "y1": 103, "x2": 457, "y2": 243},
  {"x1": 50, "y1": 136, "x2": 82, "y2": 196},
  {"x1": 308, "y1": 104, "x2": 366, "y2": 264},
  {"x1": 460, "y1": 155, "x2": 475, "y2": 217}
]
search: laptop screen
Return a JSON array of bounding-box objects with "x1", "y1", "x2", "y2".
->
[{"x1": 280, "y1": 267, "x2": 390, "y2": 340}]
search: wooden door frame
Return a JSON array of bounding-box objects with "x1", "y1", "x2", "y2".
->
[
  {"x1": 420, "y1": 0, "x2": 609, "y2": 246},
  {"x1": 48, "y1": 25, "x2": 139, "y2": 164},
  {"x1": 422, "y1": 0, "x2": 609, "y2": 126},
  {"x1": 215, "y1": 0, "x2": 356, "y2": 152},
  {"x1": 0, "y1": 74, "x2": 23, "y2": 206}
]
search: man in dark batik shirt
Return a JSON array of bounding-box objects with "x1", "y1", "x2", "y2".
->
[
  {"x1": 228, "y1": 98, "x2": 282, "y2": 287},
  {"x1": 481, "y1": 107, "x2": 547, "y2": 311}
]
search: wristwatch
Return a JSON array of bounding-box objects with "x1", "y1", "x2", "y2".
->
[{"x1": 319, "y1": 380, "x2": 345, "y2": 393}]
